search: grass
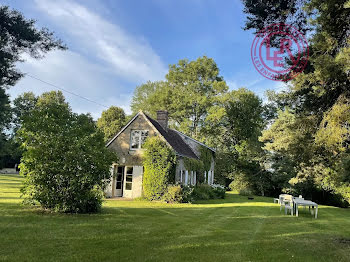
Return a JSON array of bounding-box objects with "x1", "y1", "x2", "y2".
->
[{"x1": 1, "y1": 174, "x2": 350, "y2": 262}]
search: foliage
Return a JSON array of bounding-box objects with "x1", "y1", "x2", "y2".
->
[
  {"x1": 18, "y1": 91, "x2": 117, "y2": 213},
  {"x1": 131, "y1": 56, "x2": 229, "y2": 140},
  {"x1": 0, "y1": 6, "x2": 65, "y2": 169},
  {"x1": 183, "y1": 157, "x2": 203, "y2": 173},
  {"x1": 161, "y1": 184, "x2": 193, "y2": 203},
  {"x1": 12, "y1": 92, "x2": 38, "y2": 131},
  {"x1": 242, "y1": 0, "x2": 350, "y2": 206},
  {"x1": 199, "y1": 146, "x2": 213, "y2": 172},
  {"x1": 161, "y1": 185, "x2": 183, "y2": 203},
  {"x1": 315, "y1": 97, "x2": 350, "y2": 154},
  {"x1": 229, "y1": 172, "x2": 251, "y2": 193},
  {"x1": 190, "y1": 184, "x2": 226, "y2": 201},
  {"x1": 183, "y1": 146, "x2": 214, "y2": 184},
  {"x1": 211, "y1": 184, "x2": 226, "y2": 199},
  {"x1": 131, "y1": 81, "x2": 169, "y2": 116},
  {"x1": 142, "y1": 137, "x2": 177, "y2": 200},
  {"x1": 97, "y1": 106, "x2": 127, "y2": 142}
]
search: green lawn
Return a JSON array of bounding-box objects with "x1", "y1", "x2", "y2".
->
[{"x1": 1, "y1": 174, "x2": 350, "y2": 261}]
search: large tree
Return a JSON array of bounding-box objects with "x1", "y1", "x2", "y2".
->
[
  {"x1": 212, "y1": 88, "x2": 269, "y2": 194},
  {"x1": 19, "y1": 91, "x2": 117, "y2": 213},
  {"x1": 242, "y1": 0, "x2": 350, "y2": 205},
  {"x1": 97, "y1": 106, "x2": 127, "y2": 142},
  {"x1": 0, "y1": 5, "x2": 65, "y2": 168},
  {"x1": 131, "y1": 56, "x2": 229, "y2": 140}
]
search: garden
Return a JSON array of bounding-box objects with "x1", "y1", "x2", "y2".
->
[{"x1": 1, "y1": 173, "x2": 350, "y2": 262}]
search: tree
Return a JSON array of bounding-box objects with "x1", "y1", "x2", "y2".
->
[
  {"x1": 0, "y1": 6, "x2": 66, "y2": 89},
  {"x1": 208, "y1": 88, "x2": 268, "y2": 193},
  {"x1": 131, "y1": 56, "x2": 229, "y2": 140},
  {"x1": 242, "y1": 0, "x2": 350, "y2": 205},
  {"x1": 97, "y1": 106, "x2": 127, "y2": 142},
  {"x1": 0, "y1": 92, "x2": 38, "y2": 169},
  {"x1": 0, "y1": 5, "x2": 65, "y2": 167},
  {"x1": 19, "y1": 91, "x2": 117, "y2": 213},
  {"x1": 13, "y1": 92, "x2": 38, "y2": 131},
  {"x1": 131, "y1": 81, "x2": 169, "y2": 115}
]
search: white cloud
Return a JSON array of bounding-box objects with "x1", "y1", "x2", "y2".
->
[
  {"x1": 10, "y1": 50, "x2": 133, "y2": 119},
  {"x1": 9, "y1": 0, "x2": 167, "y2": 119},
  {"x1": 34, "y1": 0, "x2": 166, "y2": 83}
]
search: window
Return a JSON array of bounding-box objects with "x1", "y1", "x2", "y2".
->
[
  {"x1": 125, "y1": 167, "x2": 133, "y2": 190},
  {"x1": 130, "y1": 130, "x2": 149, "y2": 149}
]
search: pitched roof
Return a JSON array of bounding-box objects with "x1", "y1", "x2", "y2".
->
[
  {"x1": 106, "y1": 110, "x2": 214, "y2": 159},
  {"x1": 143, "y1": 113, "x2": 198, "y2": 159}
]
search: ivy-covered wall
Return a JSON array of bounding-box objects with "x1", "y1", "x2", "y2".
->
[
  {"x1": 142, "y1": 136, "x2": 177, "y2": 200},
  {"x1": 183, "y1": 146, "x2": 214, "y2": 184}
]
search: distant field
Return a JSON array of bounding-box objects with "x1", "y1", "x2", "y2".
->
[{"x1": 1, "y1": 173, "x2": 350, "y2": 261}]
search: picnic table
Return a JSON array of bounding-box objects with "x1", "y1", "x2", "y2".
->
[{"x1": 293, "y1": 198, "x2": 318, "y2": 219}]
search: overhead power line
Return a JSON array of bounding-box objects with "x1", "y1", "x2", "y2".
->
[{"x1": 25, "y1": 73, "x2": 109, "y2": 109}]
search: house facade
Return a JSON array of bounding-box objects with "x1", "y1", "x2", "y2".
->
[{"x1": 105, "y1": 110, "x2": 215, "y2": 198}]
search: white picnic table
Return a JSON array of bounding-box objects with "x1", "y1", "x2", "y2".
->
[{"x1": 293, "y1": 198, "x2": 318, "y2": 219}]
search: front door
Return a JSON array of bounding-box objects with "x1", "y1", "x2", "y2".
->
[
  {"x1": 123, "y1": 166, "x2": 133, "y2": 198},
  {"x1": 115, "y1": 166, "x2": 124, "y2": 197}
]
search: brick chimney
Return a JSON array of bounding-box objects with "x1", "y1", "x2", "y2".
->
[{"x1": 156, "y1": 110, "x2": 168, "y2": 131}]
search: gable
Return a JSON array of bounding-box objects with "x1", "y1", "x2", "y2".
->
[
  {"x1": 106, "y1": 113, "x2": 157, "y2": 155},
  {"x1": 106, "y1": 111, "x2": 199, "y2": 160}
]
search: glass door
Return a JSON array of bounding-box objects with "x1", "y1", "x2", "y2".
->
[
  {"x1": 115, "y1": 166, "x2": 124, "y2": 197},
  {"x1": 123, "y1": 166, "x2": 133, "y2": 198}
]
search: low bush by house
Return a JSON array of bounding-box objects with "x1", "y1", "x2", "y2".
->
[{"x1": 162, "y1": 184, "x2": 225, "y2": 203}]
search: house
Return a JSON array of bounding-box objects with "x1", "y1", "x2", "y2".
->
[{"x1": 105, "y1": 110, "x2": 215, "y2": 198}]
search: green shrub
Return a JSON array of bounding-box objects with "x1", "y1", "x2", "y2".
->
[
  {"x1": 212, "y1": 185, "x2": 226, "y2": 199},
  {"x1": 191, "y1": 184, "x2": 214, "y2": 200},
  {"x1": 162, "y1": 185, "x2": 183, "y2": 203},
  {"x1": 181, "y1": 185, "x2": 194, "y2": 203},
  {"x1": 161, "y1": 184, "x2": 195, "y2": 203},
  {"x1": 19, "y1": 91, "x2": 117, "y2": 213},
  {"x1": 190, "y1": 184, "x2": 226, "y2": 201},
  {"x1": 142, "y1": 137, "x2": 176, "y2": 200}
]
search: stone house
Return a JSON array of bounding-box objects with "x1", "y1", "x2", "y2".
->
[{"x1": 105, "y1": 110, "x2": 215, "y2": 198}]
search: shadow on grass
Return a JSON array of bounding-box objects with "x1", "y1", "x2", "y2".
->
[{"x1": 192, "y1": 192, "x2": 273, "y2": 205}]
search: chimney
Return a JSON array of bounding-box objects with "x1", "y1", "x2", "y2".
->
[{"x1": 157, "y1": 110, "x2": 168, "y2": 131}]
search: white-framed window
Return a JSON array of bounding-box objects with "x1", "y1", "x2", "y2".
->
[
  {"x1": 130, "y1": 130, "x2": 149, "y2": 149},
  {"x1": 125, "y1": 166, "x2": 133, "y2": 190}
]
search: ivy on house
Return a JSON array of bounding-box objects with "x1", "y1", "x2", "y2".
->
[
  {"x1": 184, "y1": 146, "x2": 213, "y2": 184},
  {"x1": 142, "y1": 136, "x2": 177, "y2": 200}
]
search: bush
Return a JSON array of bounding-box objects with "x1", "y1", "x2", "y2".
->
[
  {"x1": 191, "y1": 184, "x2": 214, "y2": 200},
  {"x1": 162, "y1": 185, "x2": 183, "y2": 203},
  {"x1": 190, "y1": 184, "x2": 226, "y2": 201},
  {"x1": 161, "y1": 184, "x2": 194, "y2": 203},
  {"x1": 19, "y1": 91, "x2": 117, "y2": 213},
  {"x1": 181, "y1": 185, "x2": 194, "y2": 203},
  {"x1": 212, "y1": 184, "x2": 226, "y2": 199}
]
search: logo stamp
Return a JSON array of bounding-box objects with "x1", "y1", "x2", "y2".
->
[{"x1": 251, "y1": 23, "x2": 309, "y2": 81}]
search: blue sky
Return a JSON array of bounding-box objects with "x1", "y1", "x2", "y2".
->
[{"x1": 4, "y1": 0, "x2": 285, "y2": 118}]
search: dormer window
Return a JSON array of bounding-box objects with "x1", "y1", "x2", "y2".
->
[{"x1": 130, "y1": 130, "x2": 149, "y2": 149}]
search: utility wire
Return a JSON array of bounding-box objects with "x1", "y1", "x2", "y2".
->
[{"x1": 25, "y1": 73, "x2": 109, "y2": 109}]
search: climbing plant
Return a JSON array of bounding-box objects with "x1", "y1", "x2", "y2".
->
[
  {"x1": 142, "y1": 136, "x2": 177, "y2": 200},
  {"x1": 184, "y1": 146, "x2": 213, "y2": 184}
]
